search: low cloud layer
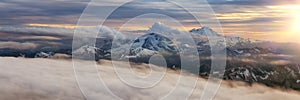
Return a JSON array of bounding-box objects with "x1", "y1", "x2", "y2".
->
[
  {"x1": 0, "y1": 26, "x2": 75, "y2": 37},
  {"x1": 0, "y1": 25, "x2": 125, "y2": 39},
  {"x1": 0, "y1": 25, "x2": 125, "y2": 49},
  {"x1": 0, "y1": 57, "x2": 299, "y2": 100},
  {"x1": 0, "y1": 41, "x2": 38, "y2": 50}
]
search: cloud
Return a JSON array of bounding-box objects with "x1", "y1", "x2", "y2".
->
[
  {"x1": 17, "y1": 36, "x2": 62, "y2": 40},
  {"x1": 0, "y1": 25, "x2": 126, "y2": 50},
  {"x1": 0, "y1": 0, "x2": 298, "y2": 42},
  {"x1": 0, "y1": 26, "x2": 75, "y2": 37},
  {"x1": 207, "y1": 0, "x2": 300, "y2": 5},
  {"x1": 0, "y1": 0, "x2": 87, "y2": 25},
  {"x1": 148, "y1": 22, "x2": 182, "y2": 35},
  {"x1": 0, "y1": 25, "x2": 125, "y2": 39},
  {"x1": 105, "y1": 4, "x2": 196, "y2": 21},
  {"x1": 0, "y1": 41, "x2": 38, "y2": 49},
  {"x1": 0, "y1": 57, "x2": 299, "y2": 100}
]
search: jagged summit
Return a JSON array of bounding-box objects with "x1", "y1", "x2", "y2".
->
[{"x1": 129, "y1": 33, "x2": 178, "y2": 57}]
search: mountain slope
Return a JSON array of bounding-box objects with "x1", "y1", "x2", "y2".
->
[
  {"x1": 190, "y1": 26, "x2": 221, "y2": 36},
  {"x1": 129, "y1": 33, "x2": 178, "y2": 57}
]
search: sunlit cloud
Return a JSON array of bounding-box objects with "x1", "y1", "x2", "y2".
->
[
  {"x1": 0, "y1": 0, "x2": 300, "y2": 43},
  {"x1": 24, "y1": 23, "x2": 96, "y2": 29}
]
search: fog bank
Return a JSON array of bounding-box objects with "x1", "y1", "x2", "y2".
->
[{"x1": 0, "y1": 57, "x2": 299, "y2": 100}]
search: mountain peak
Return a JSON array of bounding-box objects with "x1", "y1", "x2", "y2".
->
[
  {"x1": 129, "y1": 33, "x2": 178, "y2": 57},
  {"x1": 152, "y1": 22, "x2": 164, "y2": 27},
  {"x1": 190, "y1": 26, "x2": 221, "y2": 36},
  {"x1": 200, "y1": 26, "x2": 213, "y2": 31},
  {"x1": 148, "y1": 22, "x2": 181, "y2": 35}
]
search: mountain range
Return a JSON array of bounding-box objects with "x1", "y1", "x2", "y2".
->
[{"x1": 0, "y1": 22, "x2": 299, "y2": 90}]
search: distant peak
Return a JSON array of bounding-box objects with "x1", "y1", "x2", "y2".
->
[
  {"x1": 200, "y1": 26, "x2": 213, "y2": 30},
  {"x1": 190, "y1": 26, "x2": 221, "y2": 36},
  {"x1": 153, "y1": 22, "x2": 163, "y2": 25},
  {"x1": 190, "y1": 26, "x2": 212, "y2": 32}
]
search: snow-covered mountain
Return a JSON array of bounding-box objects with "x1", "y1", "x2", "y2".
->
[
  {"x1": 189, "y1": 26, "x2": 272, "y2": 57},
  {"x1": 1, "y1": 22, "x2": 299, "y2": 90},
  {"x1": 190, "y1": 26, "x2": 222, "y2": 36},
  {"x1": 72, "y1": 23, "x2": 271, "y2": 59},
  {"x1": 73, "y1": 45, "x2": 110, "y2": 60},
  {"x1": 129, "y1": 33, "x2": 178, "y2": 57},
  {"x1": 190, "y1": 26, "x2": 258, "y2": 47}
]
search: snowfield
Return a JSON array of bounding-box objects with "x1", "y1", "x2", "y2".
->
[{"x1": 0, "y1": 57, "x2": 299, "y2": 100}]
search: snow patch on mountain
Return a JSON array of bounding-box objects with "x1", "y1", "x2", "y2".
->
[
  {"x1": 129, "y1": 33, "x2": 178, "y2": 58},
  {"x1": 35, "y1": 52, "x2": 54, "y2": 58}
]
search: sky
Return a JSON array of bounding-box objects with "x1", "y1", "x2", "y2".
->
[{"x1": 0, "y1": 0, "x2": 300, "y2": 43}]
